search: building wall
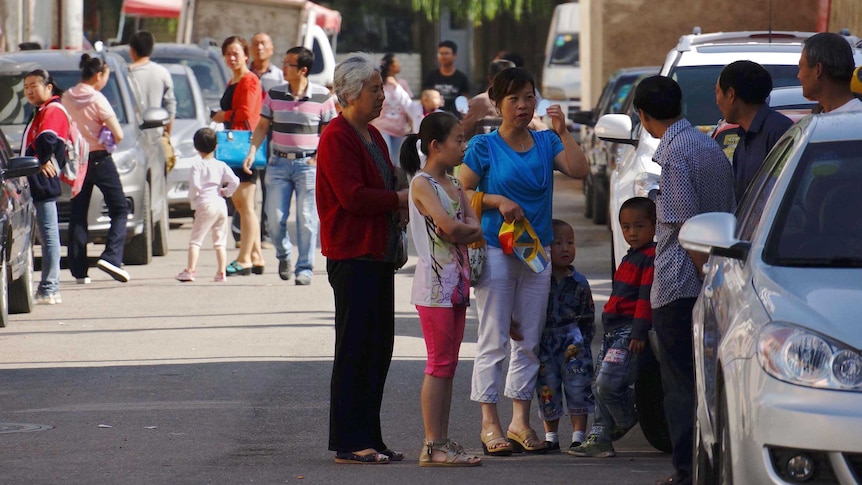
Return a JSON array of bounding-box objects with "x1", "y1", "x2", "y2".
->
[
  {"x1": 583, "y1": 0, "x2": 819, "y2": 109},
  {"x1": 829, "y1": 0, "x2": 862, "y2": 35}
]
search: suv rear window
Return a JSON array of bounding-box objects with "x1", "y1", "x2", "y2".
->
[
  {"x1": 671, "y1": 65, "x2": 801, "y2": 127},
  {"x1": 549, "y1": 34, "x2": 579, "y2": 66},
  {"x1": 151, "y1": 56, "x2": 226, "y2": 102}
]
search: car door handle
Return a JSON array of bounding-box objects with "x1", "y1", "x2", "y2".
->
[{"x1": 703, "y1": 285, "x2": 714, "y2": 298}]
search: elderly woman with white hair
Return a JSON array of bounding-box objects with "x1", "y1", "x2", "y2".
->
[{"x1": 316, "y1": 54, "x2": 409, "y2": 465}]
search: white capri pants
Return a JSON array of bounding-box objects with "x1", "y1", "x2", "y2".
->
[
  {"x1": 471, "y1": 246, "x2": 552, "y2": 402},
  {"x1": 189, "y1": 200, "x2": 228, "y2": 248}
]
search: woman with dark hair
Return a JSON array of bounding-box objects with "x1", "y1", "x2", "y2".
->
[
  {"x1": 317, "y1": 53, "x2": 409, "y2": 465},
  {"x1": 62, "y1": 54, "x2": 130, "y2": 284},
  {"x1": 456, "y1": 67, "x2": 588, "y2": 456},
  {"x1": 371, "y1": 53, "x2": 413, "y2": 165},
  {"x1": 211, "y1": 35, "x2": 265, "y2": 276},
  {"x1": 21, "y1": 69, "x2": 66, "y2": 303}
]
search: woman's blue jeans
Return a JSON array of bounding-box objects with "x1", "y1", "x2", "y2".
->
[{"x1": 35, "y1": 199, "x2": 60, "y2": 295}]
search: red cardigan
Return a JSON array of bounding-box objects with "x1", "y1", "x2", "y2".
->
[
  {"x1": 316, "y1": 115, "x2": 400, "y2": 260},
  {"x1": 226, "y1": 71, "x2": 261, "y2": 130}
]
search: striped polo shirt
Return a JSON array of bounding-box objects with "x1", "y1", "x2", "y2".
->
[{"x1": 260, "y1": 81, "x2": 338, "y2": 154}]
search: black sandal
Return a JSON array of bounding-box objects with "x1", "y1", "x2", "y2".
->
[
  {"x1": 380, "y1": 448, "x2": 405, "y2": 461},
  {"x1": 334, "y1": 451, "x2": 390, "y2": 464}
]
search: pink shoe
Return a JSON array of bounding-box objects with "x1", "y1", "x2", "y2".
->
[
  {"x1": 176, "y1": 269, "x2": 195, "y2": 282},
  {"x1": 213, "y1": 272, "x2": 226, "y2": 282}
]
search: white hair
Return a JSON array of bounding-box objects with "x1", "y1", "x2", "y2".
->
[{"x1": 333, "y1": 53, "x2": 379, "y2": 107}]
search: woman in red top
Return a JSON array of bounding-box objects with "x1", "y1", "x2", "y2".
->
[
  {"x1": 211, "y1": 36, "x2": 264, "y2": 276},
  {"x1": 317, "y1": 54, "x2": 409, "y2": 465}
]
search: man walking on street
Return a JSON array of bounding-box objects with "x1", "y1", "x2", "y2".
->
[
  {"x1": 422, "y1": 40, "x2": 470, "y2": 117},
  {"x1": 127, "y1": 30, "x2": 176, "y2": 171},
  {"x1": 715, "y1": 60, "x2": 792, "y2": 201},
  {"x1": 798, "y1": 32, "x2": 862, "y2": 113},
  {"x1": 634, "y1": 76, "x2": 735, "y2": 485},
  {"x1": 244, "y1": 47, "x2": 337, "y2": 285}
]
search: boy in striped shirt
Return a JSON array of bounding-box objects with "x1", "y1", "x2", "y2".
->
[{"x1": 570, "y1": 197, "x2": 656, "y2": 458}]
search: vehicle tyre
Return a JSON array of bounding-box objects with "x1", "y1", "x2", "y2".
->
[
  {"x1": 9, "y1": 242, "x2": 34, "y2": 314},
  {"x1": 592, "y1": 177, "x2": 609, "y2": 226},
  {"x1": 718, "y1": 385, "x2": 734, "y2": 485},
  {"x1": 0, "y1": 257, "x2": 9, "y2": 328},
  {"x1": 124, "y1": 182, "x2": 153, "y2": 265},
  {"x1": 584, "y1": 173, "x2": 595, "y2": 219},
  {"x1": 152, "y1": 196, "x2": 169, "y2": 257},
  {"x1": 635, "y1": 352, "x2": 673, "y2": 453},
  {"x1": 694, "y1": 413, "x2": 717, "y2": 485}
]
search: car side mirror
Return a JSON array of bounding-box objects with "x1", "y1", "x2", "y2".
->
[
  {"x1": 595, "y1": 114, "x2": 637, "y2": 146},
  {"x1": 140, "y1": 107, "x2": 170, "y2": 130},
  {"x1": 3, "y1": 156, "x2": 41, "y2": 179},
  {"x1": 569, "y1": 109, "x2": 596, "y2": 127},
  {"x1": 679, "y1": 212, "x2": 750, "y2": 260}
]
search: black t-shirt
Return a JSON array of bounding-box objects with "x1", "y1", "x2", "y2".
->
[{"x1": 423, "y1": 69, "x2": 470, "y2": 116}]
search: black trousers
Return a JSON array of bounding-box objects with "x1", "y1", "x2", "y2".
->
[
  {"x1": 653, "y1": 297, "x2": 697, "y2": 476},
  {"x1": 327, "y1": 258, "x2": 395, "y2": 453}
]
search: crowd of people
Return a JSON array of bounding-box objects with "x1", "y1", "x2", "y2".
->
[{"x1": 18, "y1": 28, "x2": 862, "y2": 485}]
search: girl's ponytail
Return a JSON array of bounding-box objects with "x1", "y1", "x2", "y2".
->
[{"x1": 400, "y1": 133, "x2": 422, "y2": 177}]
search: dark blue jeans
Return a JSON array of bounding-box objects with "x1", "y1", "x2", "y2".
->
[
  {"x1": 590, "y1": 325, "x2": 643, "y2": 441},
  {"x1": 327, "y1": 258, "x2": 395, "y2": 453},
  {"x1": 653, "y1": 298, "x2": 697, "y2": 476},
  {"x1": 68, "y1": 152, "x2": 129, "y2": 278}
]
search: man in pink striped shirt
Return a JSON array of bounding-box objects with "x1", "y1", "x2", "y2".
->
[{"x1": 245, "y1": 47, "x2": 338, "y2": 284}]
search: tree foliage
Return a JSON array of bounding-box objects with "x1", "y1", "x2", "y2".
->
[{"x1": 409, "y1": 0, "x2": 553, "y2": 23}]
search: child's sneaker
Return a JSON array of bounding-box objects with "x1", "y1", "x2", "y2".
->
[
  {"x1": 36, "y1": 292, "x2": 62, "y2": 305},
  {"x1": 176, "y1": 269, "x2": 195, "y2": 282},
  {"x1": 213, "y1": 272, "x2": 226, "y2": 282},
  {"x1": 568, "y1": 435, "x2": 616, "y2": 457}
]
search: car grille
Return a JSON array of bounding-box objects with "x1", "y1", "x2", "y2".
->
[{"x1": 57, "y1": 197, "x2": 135, "y2": 224}]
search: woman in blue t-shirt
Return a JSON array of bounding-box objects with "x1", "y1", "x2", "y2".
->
[{"x1": 457, "y1": 67, "x2": 588, "y2": 456}]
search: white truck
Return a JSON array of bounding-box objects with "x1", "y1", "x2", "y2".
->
[
  {"x1": 541, "y1": 1, "x2": 582, "y2": 122},
  {"x1": 118, "y1": 0, "x2": 341, "y2": 86}
]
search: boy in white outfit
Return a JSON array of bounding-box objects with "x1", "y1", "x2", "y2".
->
[{"x1": 176, "y1": 128, "x2": 240, "y2": 282}]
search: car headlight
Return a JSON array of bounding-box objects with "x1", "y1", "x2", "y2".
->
[
  {"x1": 175, "y1": 140, "x2": 197, "y2": 159},
  {"x1": 112, "y1": 150, "x2": 138, "y2": 175},
  {"x1": 757, "y1": 322, "x2": 862, "y2": 390},
  {"x1": 633, "y1": 172, "x2": 660, "y2": 200}
]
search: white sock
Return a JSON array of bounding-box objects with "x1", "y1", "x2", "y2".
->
[
  {"x1": 545, "y1": 431, "x2": 559, "y2": 444},
  {"x1": 572, "y1": 431, "x2": 585, "y2": 443}
]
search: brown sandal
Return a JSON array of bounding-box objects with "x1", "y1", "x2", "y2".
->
[
  {"x1": 480, "y1": 430, "x2": 513, "y2": 456},
  {"x1": 507, "y1": 429, "x2": 548, "y2": 454},
  {"x1": 419, "y1": 440, "x2": 482, "y2": 467}
]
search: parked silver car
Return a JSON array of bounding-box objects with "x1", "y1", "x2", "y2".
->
[
  {"x1": 0, "y1": 49, "x2": 170, "y2": 265},
  {"x1": 679, "y1": 112, "x2": 862, "y2": 484}
]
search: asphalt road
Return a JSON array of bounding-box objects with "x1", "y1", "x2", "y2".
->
[{"x1": 0, "y1": 174, "x2": 674, "y2": 484}]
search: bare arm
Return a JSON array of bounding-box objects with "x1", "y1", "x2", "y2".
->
[
  {"x1": 412, "y1": 177, "x2": 482, "y2": 244},
  {"x1": 242, "y1": 117, "x2": 272, "y2": 174},
  {"x1": 546, "y1": 104, "x2": 587, "y2": 179},
  {"x1": 456, "y1": 163, "x2": 524, "y2": 223}
]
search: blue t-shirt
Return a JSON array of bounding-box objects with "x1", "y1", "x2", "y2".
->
[{"x1": 463, "y1": 130, "x2": 563, "y2": 248}]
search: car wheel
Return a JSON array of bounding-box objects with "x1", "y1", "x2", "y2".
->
[
  {"x1": 124, "y1": 182, "x2": 153, "y2": 265},
  {"x1": 694, "y1": 413, "x2": 717, "y2": 485},
  {"x1": 718, "y1": 385, "x2": 734, "y2": 485},
  {"x1": 584, "y1": 173, "x2": 595, "y2": 219},
  {"x1": 635, "y1": 352, "x2": 673, "y2": 453},
  {"x1": 0, "y1": 257, "x2": 9, "y2": 328},
  {"x1": 8, "y1": 242, "x2": 34, "y2": 314},
  {"x1": 152, "y1": 196, "x2": 169, "y2": 257},
  {"x1": 592, "y1": 177, "x2": 609, "y2": 226}
]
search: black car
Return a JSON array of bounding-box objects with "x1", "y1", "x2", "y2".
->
[
  {"x1": 571, "y1": 67, "x2": 658, "y2": 225},
  {"x1": 0, "y1": 129, "x2": 42, "y2": 327}
]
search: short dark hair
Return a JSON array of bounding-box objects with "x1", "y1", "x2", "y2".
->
[
  {"x1": 380, "y1": 53, "x2": 397, "y2": 78},
  {"x1": 803, "y1": 32, "x2": 855, "y2": 83},
  {"x1": 551, "y1": 219, "x2": 574, "y2": 234},
  {"x1": 194, "y1": 127, "x2": 218, "y2": 154},
  {"x1": 129, "y1": 30, "x2": 155, "y2": 58},
  {"x1": 488, "y1": 67, "x2": 535, "y2": 107},
  {"x1": 221, "y1": 36, "x2": 248, "y2": 57},
  {"x1": 718, "y1": 60, "x2": 773, "y2": 105},
  {"x1": 286, "y1": 46, "x2": 314, "y2": 75},
  {"x1": 79, "y1": 54, "x2": 108, "y2": 81},
  {"x1": 487, "y1": 59, "x2": 515, "y2": 83},
  {"x1": 24, "y1": 69, "x2": 63, "y2": 97},
  {"x1": 399, "y1": 111, "x2": 461, "y2": 175},
  {"x1": 438, "y1": 40, "x2": 458, "y2": 55},
  {"x1": 620, "y1": 197, "x2": 656, "y2": 224},
  {"x1": 633, "y1": 75, "x2": 682, "y2": 120},
  {"x1": 496, "y1": 50, "x2": 525, "y2": 68}
]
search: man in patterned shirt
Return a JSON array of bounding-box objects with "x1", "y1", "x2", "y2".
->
[
  {"x1": 245, "y1": 47, "x2": 338, "y2": 285},
  {"x1": 633, "y1": 76, "x2": 735, "y2": 485}
]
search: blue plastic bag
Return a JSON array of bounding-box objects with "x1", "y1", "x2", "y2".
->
[{"x1": 215, "y1": 130, "x2": 267, "y2": 169}]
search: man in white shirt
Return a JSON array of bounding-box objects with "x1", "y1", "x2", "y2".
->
[{"x1": 798, "y1": 32, "x2": 862, "y2": 113}]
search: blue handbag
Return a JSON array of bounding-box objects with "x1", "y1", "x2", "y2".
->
[{"x1": 215, "y1": 130, "x2": 267, "y2": 169}]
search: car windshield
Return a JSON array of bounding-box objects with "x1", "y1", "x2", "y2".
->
[
  {"x1": 169, "y1": 72, "x2": 197, "y2": 120},
  {"x1": 152, "y1": 56, "x2": 225, "y2": 102},
  {"x1": 0, "y1": 71, "x2": 127, "y2": 125},
  {"x1": 765, "y1": 140, "x2": 862, "y2": 267},
  {"x1": 549, "y1": 33, "x2": 579, "y2": 66},
  {"x1": 672, "y1": 65, "x2": 801, "y2": 127}
]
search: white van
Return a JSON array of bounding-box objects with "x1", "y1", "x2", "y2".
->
[{"x1": 541, "y1": 2, "x2": 582, "y2": 120}]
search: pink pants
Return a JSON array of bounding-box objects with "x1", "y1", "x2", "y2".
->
[
  {"x1": 189, "y1": 200, "x2": 228, "y2": 248},
  {"x1": 417, "y1": 305, "x2": 467, "y2": 379}
]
